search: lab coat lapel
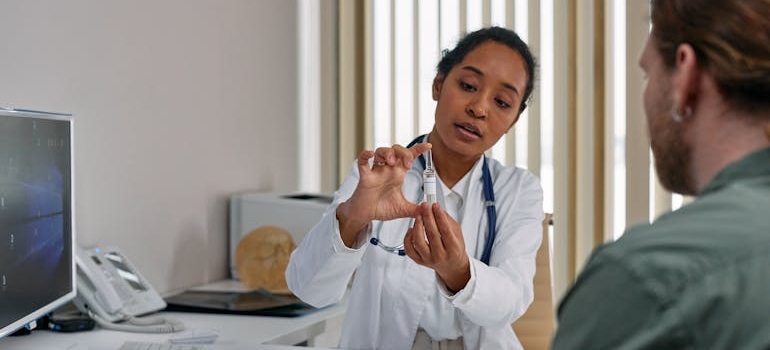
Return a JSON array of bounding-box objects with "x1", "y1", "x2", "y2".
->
[
  {"x1": 377, "y1": 162, "x2": 435, "y2": 349},
  {"x1": 464, "y1": 159, "x2": 487, "y2": 260},
  {"x1": 388, "y1": 256, "x2": 433, "y2": 349}
]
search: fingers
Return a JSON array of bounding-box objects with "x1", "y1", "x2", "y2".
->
[
  {"x1": 372, "y1": 142, "x2": 431, "y2": 169},
  {"x1": 357, "y1": 149, "x2": 375, "y2": 174},
  {"x1": 404, "y1": 216, "x2": 426, "y2": 264},
  {"x1": 357, "y1": 150, "x2": 374, "y2": 165},
  {"x1": 404, "y1": 203, "x2": 449, "y2": 265},
  {"x1": 431, "y1": 203, "x2": 459, "y2": 250},
  {"x1": 373, "y1": 146, "x2": 406, "y2": 168},
  {"x1": 392, "y1": 144, "x2": 413, "y2": 168},
  {"x1": 404, "y1": 202, "x2": 468, "y2": 269},
  {"x1": 420, "y1": 203, "x2": 445, "y2": 254},
  {"x1": 372, "y1": 147, "x2": 394, "y2": 167},
  {"x1": 409, "y1": 142, "x2": 432, "y2": 159}
]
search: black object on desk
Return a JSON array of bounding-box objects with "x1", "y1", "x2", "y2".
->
[{"x1": 163, "y1": 289, "x2": 318, "y2": 317}]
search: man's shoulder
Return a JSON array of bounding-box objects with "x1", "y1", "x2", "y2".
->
[
  {"x1": 606, "y1": 201, "x2": 769, "y2": 264},
  {"x1": 593, "y1": 200, "x2": 770, "y2": 299},
  {"x1": 618, "y1": 176, "x2": 770, "y2": 250}
]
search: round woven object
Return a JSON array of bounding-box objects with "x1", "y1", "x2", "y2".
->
[{"x1": 235, "y1": 225, "x2": 296, "y2": 293}]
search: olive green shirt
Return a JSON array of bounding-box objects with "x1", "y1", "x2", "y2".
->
[{"x1": 553, "y1": 147, "x2": 770, "y2": 350}]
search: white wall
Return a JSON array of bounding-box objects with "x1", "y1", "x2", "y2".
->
[{"x1": 0, "y1": 0, "x2": 301, "y2": 294}]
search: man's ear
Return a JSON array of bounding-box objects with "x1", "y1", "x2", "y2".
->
[
  {"x1": 673, "y1": 43, "x2": 700, "y2": 112},
  {"x1": 432, "y1": 74, "x2": 445, "y2": 101}
]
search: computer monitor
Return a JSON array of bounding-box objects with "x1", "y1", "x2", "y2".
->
[{"x1": 0, "y1": 108, "x2": 76, "y2": 338}]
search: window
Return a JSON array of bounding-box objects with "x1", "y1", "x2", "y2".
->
[{"x1": 324, "y1": 0, "x2": 681, "y2": 299}]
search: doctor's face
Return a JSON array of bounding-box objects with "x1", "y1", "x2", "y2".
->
[{"x1": 431, "y1": 41, "x2": 528, "y2": 161}]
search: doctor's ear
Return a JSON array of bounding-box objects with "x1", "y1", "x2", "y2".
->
[{"x1": 432, "y1": 74, "x2": 445, "y2": 101}]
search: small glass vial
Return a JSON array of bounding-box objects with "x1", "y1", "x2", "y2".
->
[{"x1": 423, "y1": 150, "x2": 437, "y2": 204}]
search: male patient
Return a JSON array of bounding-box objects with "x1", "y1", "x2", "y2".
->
[{"x1": 553, "y1": 0, "x2": 770, "y2": 348}]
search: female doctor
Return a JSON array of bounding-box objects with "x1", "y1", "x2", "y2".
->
[{"x1": 286, "y1": 26, "x2": 544, "y2": 350}]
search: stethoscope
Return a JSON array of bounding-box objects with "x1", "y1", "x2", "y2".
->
[{"x1": 368, "y1": 135, "x2": 498, "y2": 265}]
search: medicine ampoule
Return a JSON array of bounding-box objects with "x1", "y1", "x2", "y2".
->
[{"x1": 423, "y1": 149, "x2": 437, "y2": 204}]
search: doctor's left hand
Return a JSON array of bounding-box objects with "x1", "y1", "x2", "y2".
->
[{"x1": 404, "y1": 202, "x2": 471, "y2": 293}]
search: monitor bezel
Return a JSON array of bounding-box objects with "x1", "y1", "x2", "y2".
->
[{"x1": 0, "y1": 108, "x2": 76, "y2": 338}]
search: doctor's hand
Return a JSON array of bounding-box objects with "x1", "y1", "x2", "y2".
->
[
  {"x1": 404, "y1": 202, "x2": 471, "y2": 293},
  {"x1": 336, "y1": 143, "x2": 432, "y2": 247}
]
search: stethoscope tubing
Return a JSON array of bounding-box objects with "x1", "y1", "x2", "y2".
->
[{"x1": 369, "y1": 135, "x2": 497, "y2": 265}]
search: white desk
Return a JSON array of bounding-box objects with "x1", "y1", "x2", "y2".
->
[{"x1": 0, "y1": 282, "x2": 347, "y2": 350}]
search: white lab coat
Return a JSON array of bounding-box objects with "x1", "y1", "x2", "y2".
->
[{"x1": 286, "y1": 156, "x2": 544, "y2": 350}]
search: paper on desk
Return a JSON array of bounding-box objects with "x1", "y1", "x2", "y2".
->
[{"x1": 188, "y1": 279, "x2": 254, "y2": 293}]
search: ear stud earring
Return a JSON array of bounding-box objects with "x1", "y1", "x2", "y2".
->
[{"x1": 670, "y1": 106, "x2": 693, "y2": 123}]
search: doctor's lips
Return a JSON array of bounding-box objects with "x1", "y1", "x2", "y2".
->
[{"x1": 456, "y1": 122, "x2": 482, "y2": 137}]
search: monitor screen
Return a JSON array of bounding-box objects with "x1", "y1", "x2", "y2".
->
[{"x1": 0, "y1": 108, "x2": 76, "y2": 338}]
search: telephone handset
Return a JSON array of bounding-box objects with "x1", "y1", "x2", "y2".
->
[{"x1": 73, "y1": 246, "x2": 184, "y2": 333}]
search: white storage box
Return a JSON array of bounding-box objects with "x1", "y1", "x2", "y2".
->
[{"x1": 228, "y1": 192, "x2": 332, "y2": 279}]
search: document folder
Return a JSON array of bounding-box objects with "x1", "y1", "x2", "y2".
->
[{"x1": 163, "y1": 289, "x2": 318, "y2": 317}]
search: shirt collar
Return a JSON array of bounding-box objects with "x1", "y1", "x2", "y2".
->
[{"x1": 699, "y1": 146, "x2": 770, "y2": 195}]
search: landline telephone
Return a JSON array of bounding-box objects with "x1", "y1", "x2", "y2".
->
[{"x1": 73, "y1": 246, "x2": 184, "y2": 333}]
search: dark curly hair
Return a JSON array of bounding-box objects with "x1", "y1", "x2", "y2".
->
[{"x1": 437, "y1": 26, "x2": 537, "y2": 114}]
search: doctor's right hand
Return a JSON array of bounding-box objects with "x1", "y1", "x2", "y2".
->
[{"x1": 337, "y1": 143, "x2": 432, "y2": 247}]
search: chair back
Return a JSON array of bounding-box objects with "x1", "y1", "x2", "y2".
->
[{"x1": 511, "y1": 213, "x2": 555, "y2": 350}]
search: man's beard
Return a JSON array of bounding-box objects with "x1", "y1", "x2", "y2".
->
[{"x1": 650, "y1": 113, "x2": 697, "y2": 196}]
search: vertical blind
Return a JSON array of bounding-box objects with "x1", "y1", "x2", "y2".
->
[{"x1": 331, "y1": 0, "x2": 684, "y2": 302}]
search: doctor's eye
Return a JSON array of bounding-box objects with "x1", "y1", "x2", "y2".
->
[{"x1": 459, "y1": 81, "x2": 477, "y2": 92}]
